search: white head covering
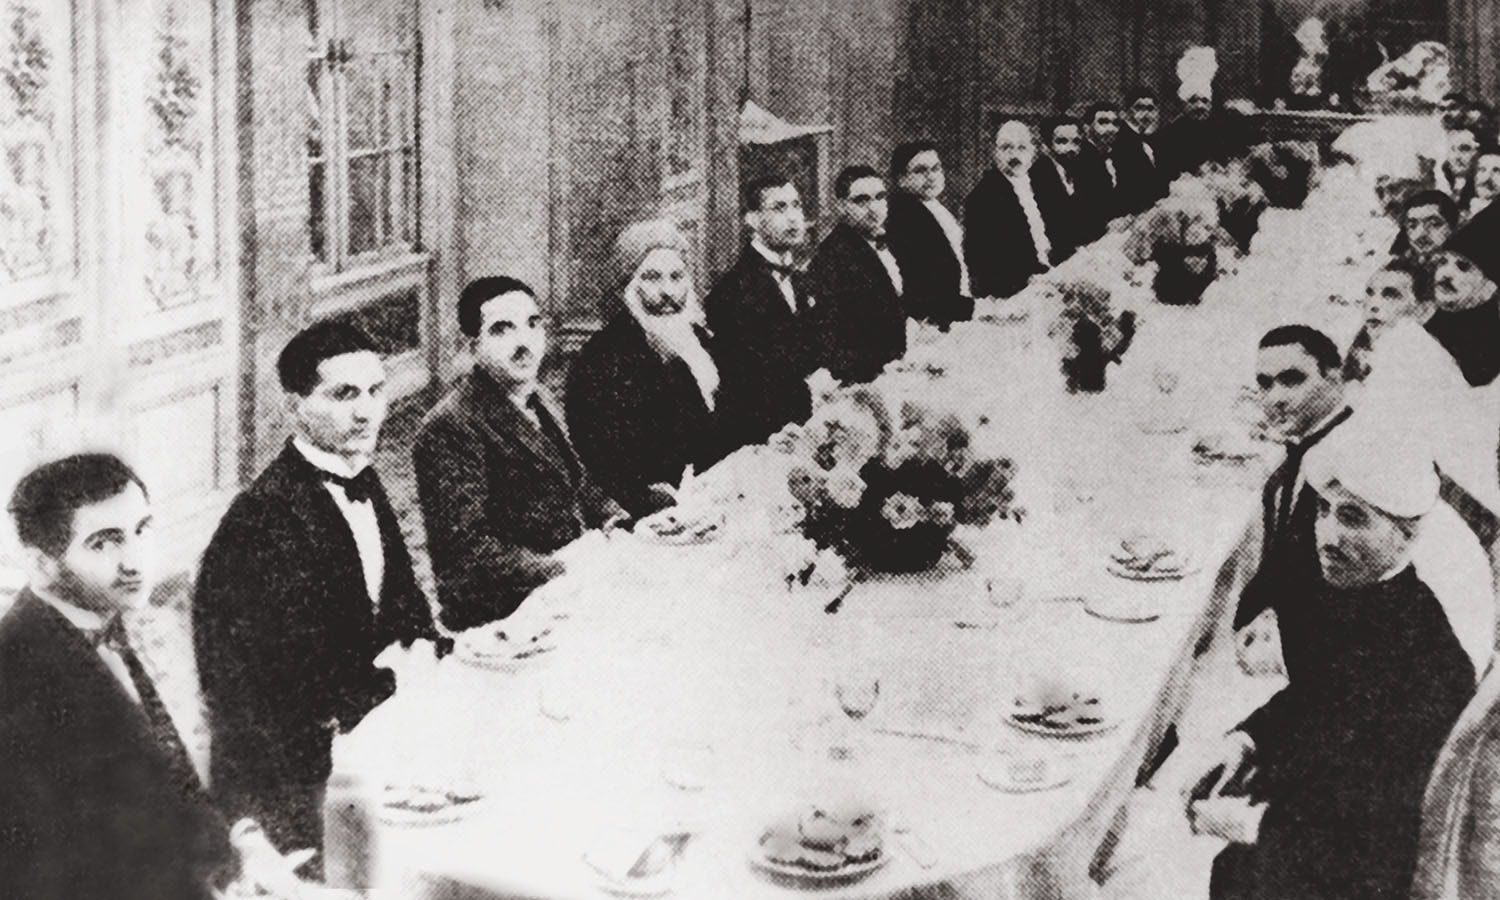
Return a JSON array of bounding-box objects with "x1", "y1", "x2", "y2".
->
[
  {"x1": 1302, "y1": 412, "x2": 1440, "y2": 519},
  {"x1": 614, "y1": 220, "x2": 720, "y2": 410},
  {"x1": 1177, "y1": 47, "x2": 1217, "y2": 102}
]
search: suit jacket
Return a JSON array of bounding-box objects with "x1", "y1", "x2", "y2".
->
[
  {"x1": 1426, "y1": 293, "x2": 1500, "y2": 387},
  {"x1": 1, "y1": 591, "x2": 233, "y2": 900},
  {"x1": 566, "y1": 315, "x2": 757, "y2": 516},
  {"x1": 1029, "y1": 157, "x2": 1092, "y2": 261},
  {"x1": 703, "y1": 247, "x2": 817, "y2": 438},
  {"x1": 414, "y1": 370, "x2": 621, "y2": 631},
  {"x1": 1216, "y1": 567, "x2": 1473, "y2": 900},
  {"x1": 1101, "y1": 133, "x2": 1166, "y2": 216},
  {"x1": 886, "y1": 192, "x2": 975, "y2": 324},
  {"x1": 806, "y1": 222, "x2": 909, "y2": 383},
  {"x1": 193, "y1": 443, "x2": 434, "y2": 849},
  {"x1": 962, "y1": 168, "x2": 1055, "y2": 299},
  {"x1": 1156, "y1": 111, "x2": 1254, "y2": 180}
]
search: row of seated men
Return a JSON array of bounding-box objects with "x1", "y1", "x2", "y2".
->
[{"x1": 6, "y1": 96, "x2": 1490, "y2": 899}]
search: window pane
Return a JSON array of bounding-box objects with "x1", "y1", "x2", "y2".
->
[
  {"x1": 309, "y1": 160, "x2": 327, "y2": 261},
  {"x1": 344, "y1": 57, "x2": 381, "y2": 152},
  {"x1": 346, "y1": 153, "x2": 386, "y2": 255}
]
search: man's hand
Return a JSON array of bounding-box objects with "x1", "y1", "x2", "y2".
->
[
  {"x1": 1236, "y1": 611, "x2": 1286, "y2": 678},
  {"x1": 216, "y1": 819, "x2": 316, "y2": 899},
  {"x1": 1190, "y1": 795, "x2": 1268, "y2": 844},
  {"x1": 1184, "y1": 731, "x2": 1255, "y2": 804}
]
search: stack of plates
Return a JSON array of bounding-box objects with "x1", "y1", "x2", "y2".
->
[
  {"x1": 378, "y1": 785, "x2": 484, "y2": 827},
  {"x1": 1106, "y1": 534, "x2": 1198, "y2": 581},
  {"x1": 751, "y1": 802, "x2": 888, "y2": 887},
  {"x1": 453, "y1": 623, "x2": 557, "y2": 671}
]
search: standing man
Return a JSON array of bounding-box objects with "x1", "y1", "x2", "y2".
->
[
  {"x1": 2, "y1": 454, "x2": 234, "y2": 899},
  {"x1": 1236, "y1": 325, "x2": 1352, "y2": 630},
  {"x1": 704, "y1": 175, "x2": 818, "y2": 436},
  {"x1": 414, "y1": 277, "x2": 623, "y2": 631},
  {"x1": 195, "y1": 321, "x2": 435, "y2": 854},
  {"x1": 885, "y1": 141, "x2": 974, "y2": 326},
  {"x1": 962, "y1": 120, "x2": 1057, "y2": 299},
  {"x1": 806, "y1": 164, "x2": 908, "y2": 383}
]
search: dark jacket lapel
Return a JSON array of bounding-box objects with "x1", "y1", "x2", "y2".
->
[{"x1": 464, "y1": 370, "x2": 578, "y2": 485}]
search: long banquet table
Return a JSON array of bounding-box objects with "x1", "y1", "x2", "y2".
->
[{"x1": 341, "y1": 158, "x2": 1498, "y2": 899}]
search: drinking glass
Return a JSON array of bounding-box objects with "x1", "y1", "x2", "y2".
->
[{"x1": 829, "y1": 673, "x2": 881, "y2": 761}]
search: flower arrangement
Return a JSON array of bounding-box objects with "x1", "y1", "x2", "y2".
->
[
  {"x1": 1365, "y1": 41, "x2": 1451, "y2": 113},
  {"x1": 1125, "y1": 188, "x2": 1221, "y2": 306},
  {"x1": 1047, "y1": 280, "x2": 1137, "y2": 393},
  {"x1": 1245, "y1": 141, "x2": 1317, "y2": 210},
  {"x1": 780, "y1": 380, "x2": 1020, "y2": 575}
]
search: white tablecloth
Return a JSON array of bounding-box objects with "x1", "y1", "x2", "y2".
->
[{"x1": 343, "y1": 159, "x2": 1498, "y2": 899}]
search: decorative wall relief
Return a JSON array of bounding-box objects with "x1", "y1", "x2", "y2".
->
[
  {"x1": 143, "y1": 4, "x2": 211, "y2": 308},
  {"x1": 0, "y1": 0, "x2": 60, "y2": 284}
]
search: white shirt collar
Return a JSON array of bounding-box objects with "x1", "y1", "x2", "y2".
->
[
  {"x1": 33, "y1": 585, "x2": 108, "y2": 632},
  {"x1": 751, "y1": 238, "x2": 794, "y2": 269},
  {"x1": 1287, "y1": 405, "x2": 1348, "y2": 448},
  {"x1": 293, "y1": 437, "x2": 369, "y2": 480}
]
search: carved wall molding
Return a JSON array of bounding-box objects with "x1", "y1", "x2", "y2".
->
[{"x1": 128, "y1": 320, "x2": 223, "y2": 368}]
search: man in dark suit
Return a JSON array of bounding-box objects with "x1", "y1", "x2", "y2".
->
[
  {"x1": 1031, "y1": 115, "x2": 1102, "y2": 254},
  {"x1": 885, "y1": 141, "x2": 974, "y2": 326},
  {"x1": 703, "y1": 175, "x2": 818, "y2": 437},
  {"x1": 1236, "y1": 324, "x2": 1352, "y2": 631},
  {"x1": 962, "y1": 121, "x2": 1057, "y2": 299},
  {"x1": 1080, "y1": 100, "x2": 1159, "y2": 218},
  {"x1": 1120, "y1": 89, "x2": 1170, "y2": 207},
  {"x1": 415, "y1": 277, "x2": 623, "y2": 632},
  {"x1": 1, "y1": 454, "x2": 234, "y2": 899},
  {"x1": 1155, "y1": 86, "x2": 1254, "y2": 180},
  {"x1": 194, "y1": 321, "x2": 435, "y2": 855},
  {"x1": 806, "y1": 165, "x2": 908, "y2": 383}
]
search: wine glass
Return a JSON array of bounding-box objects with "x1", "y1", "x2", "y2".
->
[
  {"x1": 830, "y1": 673, "x2": 881, "y2": 761},
  {"x1": 1152, "y1": 366, "x2": 1180, "y2": 397}
]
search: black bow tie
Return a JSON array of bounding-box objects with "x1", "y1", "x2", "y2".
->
[
  {"x1": 870, "y1": 237, "x2": 889, "y2": 251},
  {"x1": 325, "y1": 467, "x2": 379, "y2": 504},
  {"x1": 766, "y1": 260, "x2": 800, "y2": 278},
  {"x1": 91, "y1": 614, "x2": 127, "y2": 650}
]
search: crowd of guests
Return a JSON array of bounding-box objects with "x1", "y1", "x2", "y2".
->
[{"x1": 5, "y1": 80, "x2": 1500, "y2": 900}]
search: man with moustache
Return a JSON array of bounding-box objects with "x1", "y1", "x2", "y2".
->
[
  {"x1": 415, "y1": 277, "x2": 622, "y2": 631},
  {"x1": 1423, "y1": 203, "x2": 1500, "y2": 386},
  {"x1": 1120, "y1": 90, "x2": 1170, "y2": 208},
  {"x1": 806, "y1": 165, "x2": 908, "y2": 383},
  {"x1": 1, "y1": 455, "x2": 236, "y2": 899},
  {"x1": 1155, "y1": 85, "x2": 1251, "y2": 180},
  {"x1": 1194, "y1": 419, "x2": 1473, "y2": 900},
  {"x1": 1079, "y1": 101, "x2": 1157, "y2": 218},
  {"x1": 885, "y1": 141, "x2": 974, "y2": 325},
  {"x1": 962, "y1": 120, "x2": 1058, "y2": 299},
  {"x1": 195, "y1": 321, "x2": 435, "y2": 854},
  {"x1": 1235, "y1": 325, "x2": 1352, "y2": 632},
  {"x1": 1031, "y1": 114, "x2": 1100, "y2": 252},
  {"x1": 1393, "y1": 189, "x2": 1458, "y2": 281},
  {"x1": 704, "y1": 175, "x2": 820, "y2": 435}
]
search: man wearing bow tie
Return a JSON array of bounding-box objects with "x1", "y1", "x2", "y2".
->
[
  {"x1": 963, "y1": 120, "x2": 1058, "y2": 300},
  {"x1": 806, "y1": 165, "x2": 908, "y2": 384},
  {"x1": 1235, "y1": 325, "x2": 1352, "y2": 630},
  {"x1": 414, "y1": 277, "x2": 623, "y2": 632},
  {"x1": 704, "y1": 175, "x2": 818, "y2": 438},
  {"x1": 194, "y1": 321, "x2": 436, "y2": 856},
  {"x1": 1, "y1": 454, "x2": 235, "y2": 899}
]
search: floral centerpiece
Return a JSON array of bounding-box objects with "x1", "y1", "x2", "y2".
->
[
  {"x1": 1246, "y1": 141, "x2": 1318, "y2": 210},
  {"x1": 779, "y1": 377, "x2": 1020, "y2": 575},
  {"x1": 1046, "y1": 280, "x2": 1137, "y2": 393},
  {"x1": 1365, "y1": 41, "x2": 1450, "y2": 114},
  {"x1": 1125, "y1": 188, "x2": 1221, "y2": 306}
]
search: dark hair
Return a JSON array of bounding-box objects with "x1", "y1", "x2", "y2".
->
[
  {"x1": 889, "y1": 141, "x2": 939, "y2": 180},
  {"x1": 458, "y1": 276, "x2": 536, "y2": 338},
  {"x1": 8, "y1": 454, "x2": 148, "y2": 557},
  {"x1": 1040, "y1": 114, "x2": 1082, "y2": 144},
  {"x1": 1259, "y1": 324, "x2": 1343, "y2": 374},
  {"x1": 1083, "y1": 101, "x2": 1121, "y2": 124},
  {"x1": 1402, "y1": 189, "x2": 1459, "y2": 226},
  {"x1": 743, "y1": 174, "x2": 796, "y2": 213},
  {"x1": 1376, "y1": 256, "x2": 1425, "y2": 285},
  {"x1": 834, "y1": 165, "x2": 883, "y2": 199},
  {"x1": 1125, "y1": 87, "x2": 1158, "y2": 106},
  {"x1": 276, "y1": 320, "x2": 380, "y2": 396}
]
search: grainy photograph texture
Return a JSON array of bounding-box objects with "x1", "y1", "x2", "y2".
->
[{"x1": 2, "y1": 1, "x2": 1500, "y2": 898}]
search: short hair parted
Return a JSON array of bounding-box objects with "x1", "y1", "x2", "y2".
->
[
  {"x1": 1084, "y1": 101, "x2": 1121, "y2": 123},
  {"x1": 834, "y1": 165, "x2": 884, "y2": 199},
  {"x1": 458, "y1": 276, "x2": 537, "y2": 338},
  {"x1": 8, "y1": 454, "x2": 148, "y2": 557},
  {"x1": 1402, "y1": 189, "x2": 1459, "y2": 226},
  {"x1": 1040, "y1": 114, "x2": 1083, "y2": 144},
  {"x1": 1377, "y1": 256, "x2": 1426, "y2": 285},
  {"x1": 743, "y1": 174, "x2": 795, "y2": 213},
  {"x1": 889, "y1": 140, "x2": 939, "y2": 180},
  {"x1": 1260, "y1": 324, "x2": 1344, "y2": 374},
  {"x1": 1125, "y1": 87, "x2": 1159, "y2": 106},
  {"x1": 276, "y1": 320, "x2": 381, "y2": 396}
]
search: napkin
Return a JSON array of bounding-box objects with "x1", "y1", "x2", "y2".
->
[{"x1": 584, "y1": 828, "x2": 690, "y2": 886}]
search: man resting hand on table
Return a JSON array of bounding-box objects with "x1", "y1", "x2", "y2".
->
[{"x1": 1191, "y1": 417, "x2": 1475, "y2": 900}]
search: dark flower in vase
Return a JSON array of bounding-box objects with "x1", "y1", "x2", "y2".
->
[
  {"x1": 1218, "y1": 194, "x2": 1266, "y2": 254},
  {"x1": 1153, "y1": 242, "x2": 1217, "y2": 306},
  {"x1": 841, "y1": 459, "x2": 962, "y2": 573},
  {"x1": 1063, "y1": 310, "x2": 1136, "y2": 393}
]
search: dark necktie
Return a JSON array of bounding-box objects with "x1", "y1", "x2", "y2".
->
[
  {"x1": 324, "y1": 467, "x2": 379, "y2": 504},
  {"x1": 95, "y1": 617, "x2": 205, "y2": 799},
  {"x1": 527, "y1": 393, "x2": 580, "y2": 481}
]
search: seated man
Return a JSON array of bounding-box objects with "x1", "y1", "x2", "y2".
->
[
  {"x1": 1423, "y1": 202, "x2": 1500, "y2": 386},
  {"x1": 885, "y1": 141, "x2": 975, "y2": 325},
  {"x1": 415, "y1": 277, "x2": 622, "y2": 631},
  {"x1": 1393, "y1": 189, "x2": 1458, "y2": 296},
  {"x1": 1196, "y1": 418, "x2": 1474, "y2": 900},
  {"x1": 806, "y1": 164, "x2": 908, "y2": 383},
  {"x1": 963, "y1": 120, "x2": 1057, "y2": 299},
  {"x1": 1344, "y1": 259, "x2": 1431, "y2": 380},
  {"x1": 195, "y1": 321, "x2": 435, "y2": 854},
  {"x1": 2, "y1": 455, "x2": 234, "y2": 899}
]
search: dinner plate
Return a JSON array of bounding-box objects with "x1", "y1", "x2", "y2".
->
[
  {"x1": 1004, "y1": 713, "x2": 1119, "y2": 739},
  {"x1": 635, "y1": 510, "x2": 726, "y2": 546},
  {"x1": 377, "y1": 793, "x2": 484, "y2": 828},
  {"x1": 976, "y1": 752, "x2": 1074, "y2": 793},
  {"x1": 1083, "y1": 598, "x2": 1162, "y2": 623},
  {"x1": 453, "y1": 640, "x2": 556, "y2": 671},
  {"x1": 1105, "y1": 560, "x2": 1200, "y2": 582},
  {"x1": 747, "y1": 845, "x2": 889, "y2": 887}
]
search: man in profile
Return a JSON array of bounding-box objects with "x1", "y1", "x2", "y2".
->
[
  {"x1": 195, "y1": 321, "x2": 435, "y2": 854},
  {"x1": 963, "y1": 120, "x2": 1057, "y2": 299},
  {"x1": 885, "y1": 141, "x2": 974, "y2": 325},
  {"x1": 2, "y1": 454, "x2": 234, "y2": 899},
  {"x1": 415, "y1": 277, "x2": 622, "y2": 631},
  {"x1": 807, "y1": 164, "x2": 908, "y2": 383},
  {"x1": 704, "y1": 175, "x2": 819, "y2": 436}
]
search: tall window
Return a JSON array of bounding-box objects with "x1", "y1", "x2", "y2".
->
[{"x1": 304, "y1": 0, "x2": 418, "y2": 272}]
